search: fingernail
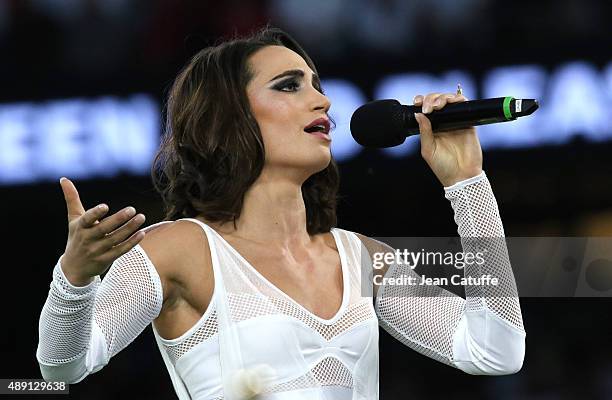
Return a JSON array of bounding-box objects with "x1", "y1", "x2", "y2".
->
[
  {"x1": 433, "y1": 99, "x2": 442, "y2": 107},
  {"x1": 422, "y1": 105, "x2": 432, "y2": 114},
  {"x1": 59, "y1": 177, "x2": 65, "y2": 184}
]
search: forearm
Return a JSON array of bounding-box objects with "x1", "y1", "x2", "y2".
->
[
  {"x1": 444, "y1": 171, "x2": 524, "y2": 329},
  {"x1": 445, "y1": 171, "x2": 525, "y2": 374},
  {"x1": 372, "y1": 172, "x2": 525, "y2": 374},
  {"x1": 36, "y1": 256, "x2": 102, "y2": 382},
  {"x1": 36, "y1": 246, "x2": 164, "y2": 383},
  {"x1": 374, "y1": 266, "x2": 465, "y2": 366}
]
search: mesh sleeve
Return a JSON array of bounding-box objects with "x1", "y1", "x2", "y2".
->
[
  {"x1": 374, "y1": 254, "x2": 465, "y2": 367},
  {"x1": 444, "y1": 172, "x2": 524, "y2": 330},
  {"x1": 373, "y1": 171, "x2": 525, "y2": 372},
  {"x1": 37, "y1": 257, "x2": 102, "y2": 365},
  {"x1": 37, "y1": 245, "x2": 164, "y2": 382}
]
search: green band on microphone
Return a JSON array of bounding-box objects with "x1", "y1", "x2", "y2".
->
[{"x1": 503, "y1": 96, "x2": 514, "y2": 120}]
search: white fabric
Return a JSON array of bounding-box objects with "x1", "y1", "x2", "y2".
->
[
  {"x1": 373, "y1": 171, "x2": 526, "y2": 374},
  {"x1": 169, "y1": 220, "x2": 379, "y2": 400},
  {"x1": 452, "y1": 308, "x2": 525, "y2": 374},
  {"x1": 37, "y1": 170, "x2": 525, "y2": 398},
  {"x1": 37, "y1": 243, "x2": 165, "y2": 383}
]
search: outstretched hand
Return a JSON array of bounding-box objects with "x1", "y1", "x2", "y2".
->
[
  {"x1": 414, "y1": 93, "x2": 483, "y2": 187},
  {"x1": 60, "y1": 177, "x2": 146, "y2": 286}
]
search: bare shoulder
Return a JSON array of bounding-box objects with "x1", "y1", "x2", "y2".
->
[{"x1": 139, "y1": 219, "x2": 213, "y2": 305}]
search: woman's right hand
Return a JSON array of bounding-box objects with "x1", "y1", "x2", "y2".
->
[{"x1": 59, "y1": 177, "x2": 147, "y2": 286}]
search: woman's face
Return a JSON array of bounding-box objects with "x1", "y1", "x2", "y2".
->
[{"x1": 246, "y1": 45, "x2": 332, "y2": 180}]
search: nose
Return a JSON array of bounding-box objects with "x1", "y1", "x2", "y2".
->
[{"x1": 310, "y1": 88, "x2": 331, "y2": 114}]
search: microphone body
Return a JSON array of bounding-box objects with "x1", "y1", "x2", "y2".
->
[{"x1": 350, "y1": 96, "x2": 539, "y2": 148}]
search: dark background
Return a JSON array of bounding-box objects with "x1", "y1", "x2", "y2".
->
[{"x1": 2, "y1": 0, "x2": 612, "y2": 399}]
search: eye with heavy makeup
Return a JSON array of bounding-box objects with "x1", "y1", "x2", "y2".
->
[
  {"x1": 270, "y1": 71, "x2": 324, "y2": 94},
  {"x1": 273, "y1": 78, "x2": 301, "y2": 92}
]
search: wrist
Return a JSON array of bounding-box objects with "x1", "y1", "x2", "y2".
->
[
  {"x1": 59, "y1": 255, "x2": 95, "y2": 288},
  {"x1": 63, "y1": 271, "x2": 95, "y2": 287},
  {"x1": 441, "y1": 168, "x2": 483, "y2": 187},
  {"x1": 444, "y1": 170, "x2": 486, "y2": 192}
]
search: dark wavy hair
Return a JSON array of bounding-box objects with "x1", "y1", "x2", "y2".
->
[{"x1": 151, "y1": 27, "x2": 340, "y2": 235}]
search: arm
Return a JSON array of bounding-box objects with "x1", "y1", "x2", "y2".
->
[
  {"x1": 36, "y1": 244, "x2": 164, "y2": 383},
  {"x1": 359, "y1": 172, "x2": 525, "y2": 375}
]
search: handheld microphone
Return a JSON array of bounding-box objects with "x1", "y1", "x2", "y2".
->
[{"x1": 350, "y1": 96, "x2": 539, "y2": 148}]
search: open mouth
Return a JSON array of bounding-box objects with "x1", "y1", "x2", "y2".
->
[
  {"x1": 304, "y1": 125, "x2": 328, "y2": 134},
  {"x1": 304, "y1": 118, "x2": 331, "y2": 141}
]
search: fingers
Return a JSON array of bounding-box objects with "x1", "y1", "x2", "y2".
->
[
  {"x1": 447, "y1": 93, "x2": 468, "y2": 103},
  {"x1": 415, "y1": 113, "x2": 435, "y2": 158},
  {"x1": 90, "y1": 206, "x2": 136, "y2": 237},
  {"x1": 61, "y1": 177, "x2": 86, "y2": 223},
  {"x1": 80, "y1": 204, "x2": 109, "y2": 228},
  {"x1": 73, "y1": 203, "x2": 146, "y2": 268},
  {"x1": 99, "y1": 211, "x2": 146, "y2": 246},
  {"x1": 105, "y1": 229, "x2": 146, "y2": 260},
  {"x1": 73, "y1": 191, "x2": 145, "y2": 244},
  {"x1": 413, "y1": 92, "x2": 467, "y2": 114},
  {"x1": 413, "y1": 93, "x2": 442, "y2": 113}
]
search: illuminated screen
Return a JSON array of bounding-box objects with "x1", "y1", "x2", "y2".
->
[{"x1": 1, "y1": 60, "x2": 610, "y2": 185}]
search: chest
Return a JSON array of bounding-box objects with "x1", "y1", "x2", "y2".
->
[
  {"x1": 237, "y1": 244, "x2": 345, "y2": 318},
  {"x1": 157, "y1": 235, "x2": 346, "y2": 340},
  {"x1": 153, "y1": 225, "x2": 381, "y2": 396}
]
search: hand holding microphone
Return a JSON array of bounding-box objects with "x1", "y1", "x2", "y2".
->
[
  {"x1": 414, "y1": 92, "x2": 483, "y2": 187},
  {"x1": 349, "y1": 89, "x2": 539, "y2": 186}
]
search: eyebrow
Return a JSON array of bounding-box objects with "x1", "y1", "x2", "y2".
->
[{"x1": 268, "y1": 69, "x2": 320, "y2": 86}]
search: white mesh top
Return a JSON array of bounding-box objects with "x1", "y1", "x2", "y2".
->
[{"x1": 37, "y1": 171, "x2": 526, "y2": 399}]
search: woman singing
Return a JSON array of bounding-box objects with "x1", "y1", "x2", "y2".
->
[{"x1": 37, "y1": 27, "x2": 525, "y2": 399}]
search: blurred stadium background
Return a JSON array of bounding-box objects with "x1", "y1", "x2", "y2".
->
[{"x1": 2, "y1": 0, "x2": 611, "y2": 398}]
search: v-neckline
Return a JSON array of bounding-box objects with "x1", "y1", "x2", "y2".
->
[{"x1": 205, "y1": 225, "x2": 349, "y2": 325}]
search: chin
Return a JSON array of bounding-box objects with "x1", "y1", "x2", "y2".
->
[
  {"x1": 306, "y1": 151, "x2": 332, "y2": 175},
  {"x1": 269, "y1": 147, "x2": 331, "y2": 178}
]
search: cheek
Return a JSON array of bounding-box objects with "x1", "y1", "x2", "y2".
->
[{"x1": 250, "y1": 94, "x2": 299, "y2": 147}]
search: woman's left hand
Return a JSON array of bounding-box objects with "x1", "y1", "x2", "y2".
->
[{"x1": 414, "y1": 92, "x2": 483, "y2": 187}]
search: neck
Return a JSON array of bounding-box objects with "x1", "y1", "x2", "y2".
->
[{"x1": 215, "y1": 168, "x2": 312, "y2": 247}]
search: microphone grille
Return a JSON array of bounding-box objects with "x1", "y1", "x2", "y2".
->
[{"x1": 350, "y1": 99, "x2": 407, "y2": 148}]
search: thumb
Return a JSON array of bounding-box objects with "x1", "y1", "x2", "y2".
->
[
  {"x1": 60, "y1": 177, "x2": 86, "y2": 222},
  {"x1": 415, "y1": 113, "x2": 435, "y2": 158}
]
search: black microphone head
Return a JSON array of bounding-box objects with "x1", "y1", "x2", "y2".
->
[{"x1": 350, "y1": 99, "x2": 408, "y2": 148}]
